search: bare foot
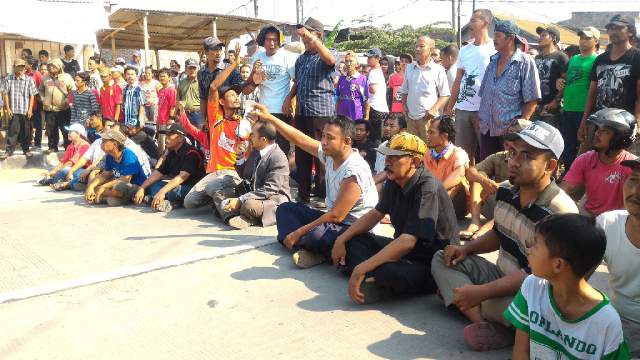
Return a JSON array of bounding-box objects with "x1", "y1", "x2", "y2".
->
[{"x1": 459, "y1": 223, "x2": 480, "y2": 240}]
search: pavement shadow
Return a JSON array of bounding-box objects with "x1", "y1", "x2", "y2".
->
[{"x1": 40, "y1": 193, "x2": 87, "y2": 206}]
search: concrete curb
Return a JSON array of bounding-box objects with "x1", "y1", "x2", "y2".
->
[{"x1": 0, "y1": 151, "x2": 60, "y2": 170}]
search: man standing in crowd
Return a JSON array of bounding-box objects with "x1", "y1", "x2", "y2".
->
[
  {"x1": 557, "y1": 26, "x2": 599, "y2": 169},
  {"x1": 423, "y1": 116, "x2": 470, "y2": 220},
  {"x1": 365, "y1": 47, "x2": 388, "y2": 141},
  {"x1": 25, "y1": 56, "x2": 43, "y2": 151},
  {"x1": 579, "y1": 15, "x2": 640, "y2": 155},
  {"x1": 335, "y1": 132, "x2": 457, "y2": 304},
  {"x1": 335, "y1": 51, "x2": 368, "y2": 122},
  {"x1": 127, "y1": 51, "x2": 144, "y2": 77},
  {"x1": 389, "y1": 54, "x2": 411, "y2": 115},
  {"x1": 562, "y1": 108, "x2": 637, "y2": 217},
  {"x1": 199, "y1": 37, "x2": 243, "y2": 124},
  {"x1": 123, "y1": 66, "x2": 146, "y2": 128},
  {"x1": 477, "y1": 20, "x2": 540, "y2": 161},
  {"x1": 218, "y1": 119, "x2": 291, "y2": 229},
  {"x1": 533, "y1": 26, "x2": 569, "y2": 128},
  {"x1": 39, "y1": 58, "x2": 74, "y2": 153},
  {"x1": 441, "y1": 44, "x2": 459, "y2": 92},
  {"x1": 0, "y1": 59, "x2": 37, "y2": 159},
  {"x1": 243, "y1": 25, "x2": 297, "y2": 155},
  {"x1": 38, "y1": 50, "x2": 49, "y2": 67},
  {"x1": 445, "y1": 9, "x2": 496, "y2": 165},
  {"x1": 61, "y1": 45, "x2": 80, "y2": 77},
  {"x1": 157, "y1": 68, "x2": 177, "y2": 154},
  {"x1": 431, "y1": 122, "x2": 577, "y2": 352},
  {"x1": 284, "y1": 17, "x2": 336, "y2": 204},
  {"x1": 132, "y1": 123, "x2": 205, "y2": 213},
  {"x1": 400, "y1": 36, "x2": 450, "y2": 142},
  {"x1": 98, "y1": 67, "x2": 122, "y2": 122},
  {"x1": 178, "y1": 59, "x2": 201, "y2": 127},
  {"x1": 596, "y1": 158, "x2": 640, "y2": 357}
]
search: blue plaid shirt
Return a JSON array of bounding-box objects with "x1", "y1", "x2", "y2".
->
[
  {"x1": 197, "y1": 65, "x2": 243, "y2": 101},
  {"x1": 478, "y1": 49, "x2": 541, "y2": 136},
  {"x1": 294, "y1": 50, "x2": 337, "y2": 117},
  {"x1": 123, "y1": 84, "x2": 146, "y2": 127}
]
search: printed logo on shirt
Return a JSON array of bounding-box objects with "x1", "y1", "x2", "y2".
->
[
  {"x1": 217, "y1": 131, "x2": 236, "y2": 153},
  {"x1": 596, "y1": 64, "x2": 632, "y2": 109},
  {"x1": 457, "y1": 71, "x2": 479, "y2": 104},
  {"x1": 605, "y1": 170, "x2": 623, "y2": 184},
  {"x1": 535, "y1": 58, "x2": 557, "y2": 97},
  {"x1": 264, "y1": 64, "x2": 284, "y2": 81},
  {"x1": 529, "y1": 311, "x2": 600, "y2": 356}
]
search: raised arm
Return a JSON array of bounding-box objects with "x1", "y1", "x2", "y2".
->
[{"x1": 252, "y1": 103, "x2": 320, "y2": 157}]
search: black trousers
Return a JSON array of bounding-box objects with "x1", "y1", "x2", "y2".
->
[
  {"x1": 273, "y1": 113, "x2": 292, "y2": 157},
  {"x1": 294, "y1": 115, "x2": 329, "y2": 201},
  {"x1": 344, "y1": 233, "x2": 445, "y2": 296},
  {"x1": 369, "y1": 109, "x2": 388, "y2": 143},
  {"x1": 6, "y1": 114, "x2": 31, "y2": 153},
  {"x1": 45, "y1": 109, "x2": 70, "y2": 151}
]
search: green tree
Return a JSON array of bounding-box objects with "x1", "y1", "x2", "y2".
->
[{"x1": 336, "y1": 24, "x2": 455, "y2": 56}]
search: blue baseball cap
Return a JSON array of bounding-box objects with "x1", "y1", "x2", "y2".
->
[
  {"x1": 366, "y1": 48, "x2": 383, "y2": 58},
  {"x1": 495, "y1": 20, "x2": 520, "y2": 36}
]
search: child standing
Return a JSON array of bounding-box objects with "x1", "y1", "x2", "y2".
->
[{"x1": 505, "y1": 213, "x2": 630, "y2": 360}]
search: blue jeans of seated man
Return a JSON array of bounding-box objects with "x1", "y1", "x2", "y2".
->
[
  {"x1": 275, "y1": 202, "x2": 349, "y2": 258},
  {"x1": 147, "y1": 180, "x2": 192, "y2": 205},
  {"x1": 52, "y1": 166, "x2": 84, "y2": 188}
]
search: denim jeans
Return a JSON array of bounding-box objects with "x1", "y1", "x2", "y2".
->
[
  {"x1": 186, "y1": 111, "x2": 201, "y2": 128},
  {"x1": 148, "y1": 180, "x2": 192, "y2": 204},
  {"x1": 275, "y1": 202, "x2": 348, "y2": 258},
  {"x1": 52, "y1": 166, "x2": 85, "y2": 188},
  {"x1": 32, "y1": 110, "x2": 43, "y2": 147},
  {"x1": 560, "y1": 111, "x2": 583, "y2": 170}
]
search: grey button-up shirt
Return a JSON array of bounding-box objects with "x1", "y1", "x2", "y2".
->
[
  {"x1": 295, "y1": 50, "x2": 337, "y2": 117},
  {"x1": 478, "y1": 49, "x2": 541, "y2": 136}
]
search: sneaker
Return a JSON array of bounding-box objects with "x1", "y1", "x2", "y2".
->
[
  {"x1": 228, "y1": 215, "x2": 254, "y2": 229},
  {"x1": 292, "y1": 249, "x2": 326, "y2": 269},
  {"x1": 38, "y1": 177, "x2": 53, "y2": 186},
  {"x1": 463, "y1": 321, "x2": 514, "y2": 351},
  {"x1": 155, "y1": 199, "x2": 174, "y2": 213},
  {"x1": 359, "y1": 277, "x2": 393, "y2": 304}
]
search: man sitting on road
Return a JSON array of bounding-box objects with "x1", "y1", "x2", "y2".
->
[
  {"x1": 423, "y1": 116, "x2": 470, "y2": 219},
  {"x1": 218, "y1": 120, "x2": 291, "y2": 229},
  {"x1": 430, "y1": 121, "x2": 578, "y2": 352},
  {"x1": 352, "y1": 119, "x2": 379, "y2": 171},
  {"x1": 334, "y1": 132, "x2": 457, "y2": 304},
  {"x1": 85, "y1": 129, "x2": 149, "y2": 206},
  {"x1": 253, "y1": 103, "x2": 378, "y2": 269},
  {"x1": 183, "y1": 53, "x2": 251, "y2": 216},
  {"x1": 562, "y1": 108, "x2": 637, "y2": 217},
  {"x1": 373, "y1": 115, "x2": 407, "y2": 193},
  {"x1": 131, "y1": 123, "x2": 206, "y2": 212}
]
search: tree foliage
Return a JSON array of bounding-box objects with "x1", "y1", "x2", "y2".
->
[{"x1": 335, "y1": 24, "x2": 455, "y2": 56}]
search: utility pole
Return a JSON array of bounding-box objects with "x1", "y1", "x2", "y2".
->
[
  {"x1": 473, "y1": 0, "x2": 476, "y2": 12},
  {"x1": 451, "y1": 0, "x2": 456, "y2": 32},
  {"x1": 296, "y1": 0, "x2": 304, "y2": 24},
  {"x1": 457, "y1": 0, "x2": 462, "y2": 47},
  {"x1": 254, "y1": 0, "x2": 258, "y2": 18}
]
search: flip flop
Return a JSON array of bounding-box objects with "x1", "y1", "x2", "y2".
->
[{"x1": 459, "y1": 226, "x2": 479, "y2": 241}]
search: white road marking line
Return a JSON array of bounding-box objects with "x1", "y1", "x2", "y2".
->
[{"x1": 0, "y1": 237, "x2": 276, "y2": 304}]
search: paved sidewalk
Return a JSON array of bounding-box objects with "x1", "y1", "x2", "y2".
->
[{"x1": 0, "y1": 169, "x2": 609, "y2": 359}]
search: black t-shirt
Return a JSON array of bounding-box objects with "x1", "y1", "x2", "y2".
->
[
  {"x1": 535, "y1": 50, "x2": 569, "y2": 105},
  {"x1": 157, "y1": 141, "x2": 205, "y2": 187},
  {"x1": 590, "y1": 47, "x2": 640, "y2": 113},
  {"x1": 62, "y1": 58, "x2": 81, "y2": 78},
  {"x1": 353, "y1": 138, "x2": 379, "y2": 172},
  {"x1": 375, "y1": 166, "x2": 457, "y2": 258},
  {"x1": 131, "y1": 131, "x2": 159, "y2": 160}
]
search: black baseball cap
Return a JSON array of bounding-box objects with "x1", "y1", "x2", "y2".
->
[
  {"x1": 218, "y1": 84, "x2": 243, "y2": 98},
  {"x1": 160, "y1": 123, "x2": 188, "y2": 136},
  {"x1": 536, "y1": 26, "x2": 561, "y2": 42},
  {"x1": 606, "y1": 15, "x2": 635, "y2": 29},
  {"x1": 203, "y1": 36, "x2": 224, "y2": 51}
]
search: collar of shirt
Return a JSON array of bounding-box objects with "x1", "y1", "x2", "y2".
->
[
  {"x1": 415, "y1": 60, "x2": 437, "y2": 70},
  {"x1": 259, "y1": 142, "x2": 277, "y2": 158},
  {"x1": 491, "y1": 48, "x2": 526, "y2": 66},
  {"x1": 401, "y1": 166, "x2": 426, "y2": 195},
  {"x1": 509, "y1": 180, "x2": 562, "y2": 209}
]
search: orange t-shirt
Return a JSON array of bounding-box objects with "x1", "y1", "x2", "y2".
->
[{"x1": 206, "y1": 101, "x2": 251, "y2": 173}]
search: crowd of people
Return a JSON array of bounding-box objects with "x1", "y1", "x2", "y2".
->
[{"x1": 0, "y1": 10, "x2": 638, "y2": 358}]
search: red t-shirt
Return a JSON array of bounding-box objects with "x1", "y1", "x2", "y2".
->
[
  {"x1": 27, "y1": 70, "x2": 43, "y2": 111},
  {"x1": 61, "y1": 141, "x2": 90, "y2": 166},
  {"x1": 157, "y1": 86, "x2": 177, "y2": 126},
  {"x1": 388, "y1": 72, "x2": 404, "y2": 113},
  {"x1": 99, "y1": 84, "x2": 123, "y2": 121}
]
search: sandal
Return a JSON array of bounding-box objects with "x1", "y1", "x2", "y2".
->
[
  {"x1": 459, "y1": 224, "x2": 480, "y2": 241},
  {"x1": 50, "y1": 181, "x2": 70, "y2": 191}
]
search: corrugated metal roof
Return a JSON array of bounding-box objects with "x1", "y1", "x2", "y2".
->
[{"x1": 98, "y1": 8, "x2": 281, "y2": 51}]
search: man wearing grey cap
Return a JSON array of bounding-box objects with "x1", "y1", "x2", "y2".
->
[
  {"x1": 283, "y1": 17, "x2": 337, "y2": 203},
  {"x1": 178, "y1": 58, "x2": 201, "y2": 127},
  {"x1": 533, "y1": 26, "x2": 569, "y2": 128},
  {"x1": 578, "y1": 14, "x2": 640, "y2": 156},
  {"x1": 431, "y1": 121, "x2": 577, "y2": 351},
  {"x1": 477, "y1": 20, "x2": 541, "y2": 161},
  {"x1": 198, "y1": 37, "x2": 243, "y2": 124}
]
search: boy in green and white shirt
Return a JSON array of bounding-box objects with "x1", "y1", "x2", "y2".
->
[{"x1": 504, "y1": 214, "x2": 630, "y2": 360}]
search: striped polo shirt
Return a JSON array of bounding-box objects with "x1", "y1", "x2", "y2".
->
[
  {"x1": 493, "y1": 181, "x2": 578, "y2": 275},
  {"x1": 294, "y1": 50, "x2": 337, "y2": 117}
]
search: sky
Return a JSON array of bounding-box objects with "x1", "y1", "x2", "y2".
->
[{"x1": 120, "y1": 0, "x2": 640, "y2": 29}]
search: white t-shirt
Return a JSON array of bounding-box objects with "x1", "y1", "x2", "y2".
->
[
  {"x1": 504, "y1": 275, "x2": 628, "y2": 360},
  {"x1": 367, "y1": 67, "x2": 389, "y2": 113},
  {"x1": 251, "y1": 49, "x2": 297, "y2": 113},
  {"x1": 596, "y1": 210, "x2": 640, "y2": 323},
  {"x1": 83, "y1": 138, "x2": 105, "y2": 163},
  {"x1": 454, "y1": 41, "x2": 496, "y2": 112},
  {"x1": 374, "y1": 140, "x2": 387, "y2": 174},
  {"x1": 317, "y1": 145, "x2": 378, "y2": 224},
  {"x1": 446, "y1": 63, "x2": 458, "y2": 93},
  {"x1": 399, "y1": 61, "x2": 450, "y2": 120}
]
